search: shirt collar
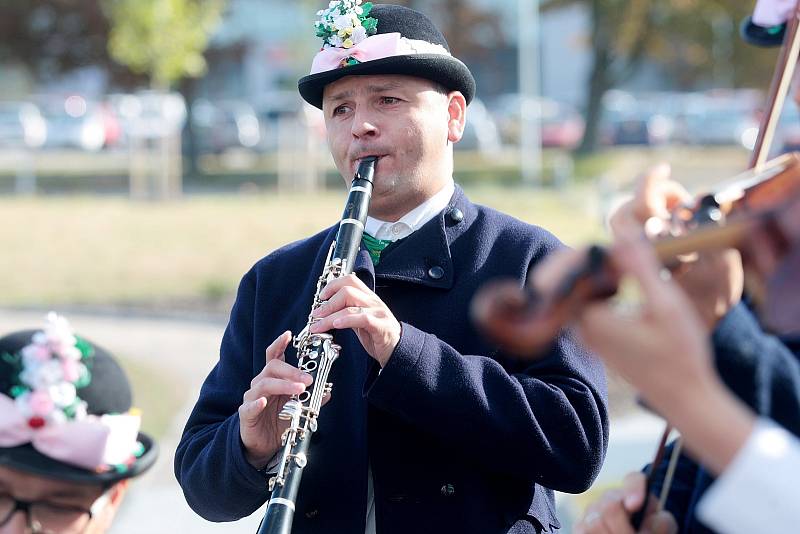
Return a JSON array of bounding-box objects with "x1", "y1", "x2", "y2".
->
[{"x1": 364, "y1": 180, "x2": 455, "y2": 242}]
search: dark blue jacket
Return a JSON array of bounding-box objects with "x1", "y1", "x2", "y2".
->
[
  {"x1": 175, "y1": 187, "x2": 609, "y2": 533},
  {"x1": 649, "y1": 303, "x2": 800, "y2": 533}
]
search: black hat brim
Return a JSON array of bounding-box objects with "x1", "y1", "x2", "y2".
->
[
  {"x1": 740, "y1": 16, "x2": 786, "y2": 47},
  {"x1": 298, "y1": 53, "x2": 476, "y2": 109},
  {"x1": 0, "y1": 431, "x2": 158, "y2": 485}
]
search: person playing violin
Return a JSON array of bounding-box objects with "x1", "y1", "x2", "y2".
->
[
  {"x1": 565, "y1": 222, "x2": 800, "y2": 534},
  {"x1": 568, "y1": 164, "x2": 800, "y2": 534}
]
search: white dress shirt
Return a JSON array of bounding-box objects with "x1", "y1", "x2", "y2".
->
[
  {"x1": 696, "y1": 418, "x2": 800, "y2": 533},
  {"x1": 364, "y1": 180, "x2": 455, "y2": 242}
]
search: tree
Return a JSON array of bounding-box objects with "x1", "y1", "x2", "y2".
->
[
  {"x1": 541, "y1": 0, "x2": 779, "y2": 154},
  {"x1": 102, "y1": 0, "x2": 226, "y2": 90}
]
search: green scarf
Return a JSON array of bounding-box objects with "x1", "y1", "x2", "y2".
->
[{"x1": 362, "y1": 233, "x2": 392, "y2": 265}]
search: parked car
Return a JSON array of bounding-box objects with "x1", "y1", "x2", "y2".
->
[
  {"x1": 602, "y1": 109, "x2": 675, "y2": 146},
  {"x1": 457, "y1": 98, "x2": 502, "y2": 154},
  {"x1": 37, "y1": 95, "x2": 107, "y2": 151},
  {"x1": 0, "y1": 102, "x2": 47, "y2": 149},
  {"x1": 190, "y1": 99, "x2": 261, "y2": 154},
  {"x1": 682, "y1": 107, "x2": 759, "y2": 148},
  {"x1": 490, "y1": 94, "x2": 584, "y2": 148}
]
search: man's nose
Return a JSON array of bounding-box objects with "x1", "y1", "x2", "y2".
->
[{"x1": 351, "y1": 109, "x2": 379, "y2": 138}]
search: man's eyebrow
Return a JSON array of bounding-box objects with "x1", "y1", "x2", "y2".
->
[
  {"x1": 326, "y1": 89, "x2": 354, "y2": 103},
  {"x1": 325, "y1": 81, "x2": 405, "y2": 103},
  {"x1": 366, "y1": 81, "x2": 403, "y2": 93}
]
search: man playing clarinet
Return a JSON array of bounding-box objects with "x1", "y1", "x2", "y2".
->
[{"x1": 175, "y1": 3, "x2": 608, "y2": 533}]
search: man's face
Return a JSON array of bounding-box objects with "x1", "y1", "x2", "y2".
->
[
  {"x1": 322, "y1": 74, "x2": 465, "y2": 221},
  {"x1": 0, "y1": 465, "x2": 123, "y2": 534}
]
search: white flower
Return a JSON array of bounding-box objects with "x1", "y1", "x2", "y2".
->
[
  {"x1": 48, "y1": 409, "x2": 67, "y2": 425},
  {"x1": 328, "y1": 34, "x2": 344, "y2": 47},
  {"x1": 351, "y1": 25, "x2": 368, "y2": 44},
  {"x1": 49, "y1": 382, "x2": 77, "y2": 408},
  {"x1": 355, "y1": 6, "x2": 363, "y2": 14},
  {"x1": 22, "y1": 343, "x2": 51, "y2": 366},
  {"x1": 21, "y1": 359, "x2": 64, "y2": 389},
  {"x1": 72, "y1": 401, "x2": 88, "y2": 420},
  {"x1": 333, "y1": 13, "x2": 353, "y2": 30}
]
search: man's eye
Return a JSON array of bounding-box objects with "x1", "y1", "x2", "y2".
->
[
  {"x1": 333, "y1": 105, "x2": 350, "y2": 116},
  {"x1": 381, "y1": 97, "x2": 400, "y2": 105}
]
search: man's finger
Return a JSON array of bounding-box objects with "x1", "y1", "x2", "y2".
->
[
  {"x1": 253, "y1": 358, "x2": 311, "y2": 385},
  {"x1": 621, "y1": 471, "x2": 647, "y2": 512},
  {"x1": 633, "y1": 163, "x2": 672, "y2": 222},
  {"x1": 245, "y1": 377, "x2": 308, "y2": 402},
  {"x1": 239, "y1": 397, "x2": 268, "y2": 425},
  {"x1": 642, "y1": 510, "x2": 678, "y2": 534},
  {"x1": 312, "y1": 285, "x2": 370, "y2": 318},
  {"x1": 319, "y1": 273, "x2": 370, "y2": 300},
  {"x1": 266, "y1": 330, "x2": 292, "y2": 363}
]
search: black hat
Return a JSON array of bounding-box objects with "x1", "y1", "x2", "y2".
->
[
  {"x1": 298, "y1": 3, "x2": 476, "y2": 109},
  {"x1": 0, "y1": 316, "x2": 157, "y2": 484},
  {"x1": 740, "y1": 0, "x2": 796, "y2": 47},
  {"x1": 740, "y1": 16, "x2": 786, "y2": 47}
]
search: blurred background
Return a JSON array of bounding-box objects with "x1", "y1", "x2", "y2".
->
[{"x1": 0, "y1": 0, "x2": 793, "y2": 531}]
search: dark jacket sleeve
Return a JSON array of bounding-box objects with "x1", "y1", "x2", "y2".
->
[
  {"x1": 174, "y1": 269, "x2": 270, "y2": 521},
  {"x1": 712, "y1": 303, "x2": 800, "y2": 435},
  {"x1": 364, "y1": 321, "x2": 608, "y2": 494},
  {"x1": 649, "y1": 303, "x2": 800, "y2": 529}
]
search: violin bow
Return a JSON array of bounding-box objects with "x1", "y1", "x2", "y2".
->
[{"x1": 633, "y1": 3, "x2": 800, "y2": 528}]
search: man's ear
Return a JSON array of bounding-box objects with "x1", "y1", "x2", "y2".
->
[
  {"x1": 93, "y1": 480, "x2": 130, "y2": 532},
  {"x1": 446, "y1": 91, "x2": 467, "y2": 143},
  {"x1": 108, "y1": 480, "x2": 129, "y2": 506}
]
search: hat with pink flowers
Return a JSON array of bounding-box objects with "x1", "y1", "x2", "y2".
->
[
  {"x1": 0, "y1": 313, "x2": 157, "y2": 483},
  {"x1": 298, "y1": 2, "x2": 476, "y2": 109}
]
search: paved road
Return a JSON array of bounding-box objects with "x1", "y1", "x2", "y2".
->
[{"x1": 0, "y1": 309, "x2": 663, "y2": 533}]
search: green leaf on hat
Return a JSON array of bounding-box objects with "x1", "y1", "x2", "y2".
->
[
  {"x1": 10, "y1": 385, "x2": 27, "y2": 398},
  {"x1": 75, "y1": 366, "x2": 92, "y2": 389},
  {"x1": 1, "y1": 352, "x2": 20, "y2": 366},
  {"x1": 362, "y1": 17, "x2": 377, "y2": 34},
  {"x1": 362, "y1": 2, "x2": 373, "y2": 17},
  {"x1": 75, "y1": 337, "x2": 94, "y2": 360}
]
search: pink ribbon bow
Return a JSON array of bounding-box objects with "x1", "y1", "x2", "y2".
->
[
  {"x1": 311, "y1": 32, "x2": 406, "y2": 74},
  {"x1": 0, "y1": 394, "x2": 139, "y2": 470},
  {"x1": 753, "y1": 0, "x2": 798, "y2": 27}
]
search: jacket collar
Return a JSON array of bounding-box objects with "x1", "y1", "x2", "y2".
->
[{"x1": 355, "y1": 185, "x2": 473, "y2": 290}]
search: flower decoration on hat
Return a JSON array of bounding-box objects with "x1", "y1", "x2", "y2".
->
[
  {"x1": 315, "y1": 0, "x2": 378, "y2": 57},
  {"x1": 8, "y1": 312, "x2": 92, "y2": 429},
  {"x1": 0, "y1": 313, "x2": 143, "y2": 473}
]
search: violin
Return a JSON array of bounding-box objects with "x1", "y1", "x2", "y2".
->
[{"x1": 471, "y1": 152, "x2": 800, "y2": 356}]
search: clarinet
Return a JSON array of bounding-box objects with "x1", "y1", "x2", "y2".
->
[{"x1": 257, "y1": 156, "x2": 376, "y2": 534}]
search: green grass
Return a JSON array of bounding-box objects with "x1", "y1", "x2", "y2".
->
[
  {"x1": 0, "y1": 145, "x2": 751, "y2": 308},
  {"x1": 0, "y1": 185, "x2": 605, "y2": 308}
]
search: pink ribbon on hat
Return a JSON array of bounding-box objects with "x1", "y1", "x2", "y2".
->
[
  {"x1": 311, "y1": 32, "x2": 405, "y2": 74},
  {"x1": 753, "y1": 0, "x2": 798, "y2": 27},
  {"x1": 0, "y1": 394, "x2": 139, "y2": 471}
]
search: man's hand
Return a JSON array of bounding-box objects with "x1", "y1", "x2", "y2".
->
[
  {"x1": 608, "y1": 164, "x2": 743, "y2": 330},
  {"x1": 238, "y1": 331, "x2": 313, "y2": 469},
  {"x1": 575, "y1": 472, "x2": 677, "y2": 534},
  {"x1": 310, "y1": 274, "x2": 401, "y2": 367}
]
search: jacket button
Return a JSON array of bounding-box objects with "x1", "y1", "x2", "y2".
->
[
  {"x1": 305, "y1": 509, "x2": 320, "y2": 519},
  {"x1": 447, "y1": 207, "x2": 464, "y2": 223},
  {"x1": 440, "y1": 483, "x2": 455, "y2": 497},
  {"x1": 428, "y1": 266, "x2": 445, "y2": 280}
]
